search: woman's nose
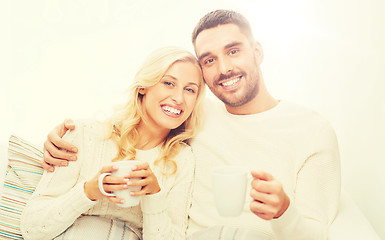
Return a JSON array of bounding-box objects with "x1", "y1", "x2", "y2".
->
[{"x1": 171, "y1": 88, "x2": 184, "y2": 104}]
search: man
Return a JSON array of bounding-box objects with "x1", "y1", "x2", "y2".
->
[{"x1": 43, "y1": 10, "x2": 340, "y2": 239}]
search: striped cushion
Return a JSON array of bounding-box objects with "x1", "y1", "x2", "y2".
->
[{"x1": 0, "y1": 135, "x2": 43, "y2": 240}]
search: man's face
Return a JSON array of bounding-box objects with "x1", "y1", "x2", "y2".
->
[{"x1": 194, "y1": 24, "x2": 262, "y2": 108}]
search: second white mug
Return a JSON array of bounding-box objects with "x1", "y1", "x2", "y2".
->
[{"x1": 211, "y1": 165, "x2": 248, "y2": 217}]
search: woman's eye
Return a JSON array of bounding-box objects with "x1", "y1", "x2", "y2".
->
[
  {"x1": 185, "y1": 88, "x2": 196, "y2": 93},
  {"x1": 163, "y1": 81, "x2": 174, "y2": 87}
]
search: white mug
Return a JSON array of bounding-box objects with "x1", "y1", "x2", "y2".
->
[
  {"x1": 98, "y1": 160, "x2": 141, "y2": 208},
  {"x1": 211, "y1": 165, "x2": 248, "y2": 217}
]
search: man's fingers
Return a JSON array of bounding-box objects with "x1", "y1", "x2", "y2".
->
[
  {"x1": 43, "y1": 149, "x2": 68, "y2": 167},
  {"x1": 47, "y1": 131, "x2": 77, "y2": 153},
  {"x1": 251, "y1": 178, "x2": 276, "y2": 194},
  {"x1": 250, "y1": 188, "x2": 268, "y2": 203},
  {"x1": 40, "y1": 120, "x2": 77, "y2": 169},
  {"x1": 249, "y1": 199, "x2": 276, "y2": 220},
  {"x1": 44, "y1": 140, "x2": 76, "y2": 161},
  {"x1": 250, "y1": 188, "x2": 280, "y2": 206},
  {"x1": 40, "y1": 157, "x2": 54, "y2": 172},
  {"x1": 63, "y1": 119, "x2": 75, "y2": 130},
  {"x1": 251, "y1": 170, "x2": 274, "y2": 181}
]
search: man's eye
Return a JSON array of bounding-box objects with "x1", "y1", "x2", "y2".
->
[
  {"x1": 229, "y1": 49, "x2": 239, "y2": 55},
  {"x1": 204, "y1": 58, "x2": 215, "y2": 65}
]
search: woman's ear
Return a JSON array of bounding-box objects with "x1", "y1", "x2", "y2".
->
[{"x1": 138, "y1": 88, "x2": 147, "y2": 95}]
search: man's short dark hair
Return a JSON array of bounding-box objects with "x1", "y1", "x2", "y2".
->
[{"x1": 192, "y1": 9, "x2": 254, "y2": 45}]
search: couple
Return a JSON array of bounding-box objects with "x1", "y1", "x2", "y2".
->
[{"x1": 21, "y1": 9, "x2": 341, "y2": 240}]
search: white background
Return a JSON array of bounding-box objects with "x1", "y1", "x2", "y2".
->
[{"x1": 1, "y1": 0, "x2": 384, "y2": 238}]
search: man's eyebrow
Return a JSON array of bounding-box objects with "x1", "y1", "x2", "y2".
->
[
  {"x1": 224, "y1": 41, "x2": 242, "y2": 50},
  {"x1": 198, "y1": 52, "x2": 211, "y2": 63}
]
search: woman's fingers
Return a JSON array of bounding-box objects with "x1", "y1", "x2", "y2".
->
[
  {"x1": 126, "y1": 178, "x2": 148, "y2": 187},
  {"x1": 99, "y1": 166, "x2": 129, "y2": 189},
  {"x1": 130, "y1": 186, "x2": 150, "y2": 196},
  {"x1": 107, "y1": 196, "x2": 125, "y2": 204},
  {"x1": 103, "y1": 181, "x2": 129, "y2": 192},
  {"x1": 99, "y1": 165, "x2": 118, "y2": 174},
  {"x1": 126, "y1": 176, "x2": 160, "y2": 196},
  {"x1": 132, "y1": 162, "x2": 149, "y2": 171},
  {"x1": 99, "y1": 162, "x2": 160, "y2": 198},
  {"x1": 103, "y1": 175, "x2": 128, "y2": 184},
  {"x1": 126, "y1": 169, "x2": 150, "y2": 178}
]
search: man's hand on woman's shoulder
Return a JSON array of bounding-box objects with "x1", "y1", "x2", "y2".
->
[{"x1": 42, "y1": 119, "x2": 78, "y2": 172}]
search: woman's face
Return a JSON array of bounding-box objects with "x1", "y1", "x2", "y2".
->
[{"x1": 140, "y1": 61, "x2": 202, "y2": 132}]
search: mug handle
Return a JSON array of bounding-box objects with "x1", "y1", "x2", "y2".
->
[{"x1": 98, "y1": 172, "x2": 115, "y2": 197}]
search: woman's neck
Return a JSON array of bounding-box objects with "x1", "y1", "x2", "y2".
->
[{"x1": 135, "y1": 122, "x2": 170, "y2": 150}]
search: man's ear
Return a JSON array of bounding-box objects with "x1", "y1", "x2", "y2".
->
[
  {"x1": 253, "y1": 41, "x2": 264, "y2": 65},
  {"x1": 138, "y1": 88, "x2": 147, "y2": 95}
]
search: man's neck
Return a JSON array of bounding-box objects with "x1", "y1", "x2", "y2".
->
[{"x1": 225, "y1": 92, "x2": 279, "y2": 115}]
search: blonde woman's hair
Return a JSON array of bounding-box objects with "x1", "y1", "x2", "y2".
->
[{"x1": 105, "y1": 47, "x2": 205, "y2": 174}]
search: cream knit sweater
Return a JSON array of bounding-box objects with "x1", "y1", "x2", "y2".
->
[
  {"x1": 187, "y1": 99, "x2": 341, "y2": 240},
  {"x1": 21, "y1": 120, "x2": 195, "y2": 240}
]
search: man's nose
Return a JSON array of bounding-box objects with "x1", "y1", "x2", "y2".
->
[{"x1": 218, "y1": 57, "x2": 233, "y2": 75}]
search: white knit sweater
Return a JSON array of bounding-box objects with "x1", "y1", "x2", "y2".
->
[
  {"x1": 187, "y1": 99, "x2": 341, "y2": 240},
  {"x1": 21, "y1": 120, "x2": 195, "y2": 240}
]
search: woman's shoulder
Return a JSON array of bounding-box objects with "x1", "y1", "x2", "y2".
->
[
  {"x1": 174, "y1": 143, "x2": 195, "y2": 167},
  {"x1": 67, "y1": 119, "x2": 107, "y2": 138},
  {"x1": 62, "y1": 119, "x2": 109, "y2": 147},
  {"x1": 178, "y1": 142, "x2": 193, "y2": 155}
]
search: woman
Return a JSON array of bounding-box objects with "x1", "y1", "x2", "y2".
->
[{"x1": 20, "y1": 47, "x2": 205, "y2": 240}]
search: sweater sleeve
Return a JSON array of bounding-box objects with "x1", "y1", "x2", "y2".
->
[
  {"x1": 141, "y1": 145, "x2": 195, "y2": 240},
  {"x1": 271, "y1": 120, "x2": 341, "y2": 240},
  {"x1": 20, "y1": 125, "x2": 97, "y2": 240}
]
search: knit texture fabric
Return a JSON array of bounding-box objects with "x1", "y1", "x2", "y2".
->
[
  {"x1": 188, "y1": 99, "x2": 341, "y2": 240},
  {"x1": 21, "y1": 120, "x2": 195, "y2": 240}
]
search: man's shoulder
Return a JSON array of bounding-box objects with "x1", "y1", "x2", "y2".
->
[
  {"x1": 279, "y1": 100, "x2": 336, "y2": 134},
  {"x1": 279, "y1": 101, "x2": 327, "y2": 120}
]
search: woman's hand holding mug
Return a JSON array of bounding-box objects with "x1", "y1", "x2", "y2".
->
[
  {"x1": 84, "y1": 161, "x2": 161, "y2": 208},
  {"x1": 84, "y1": 164, "x2": 129, "y2": 204},
  {"x1": 124, "y1": 161, "x2": 161, "y2": 196}
]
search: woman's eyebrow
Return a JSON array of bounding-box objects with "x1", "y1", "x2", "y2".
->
[
  {"x1": 162, "y1": 75, "x2": 177, "y2": 80},
  {"x1": 187, "y1": 82, "x2": 199, "y2": 87}
]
